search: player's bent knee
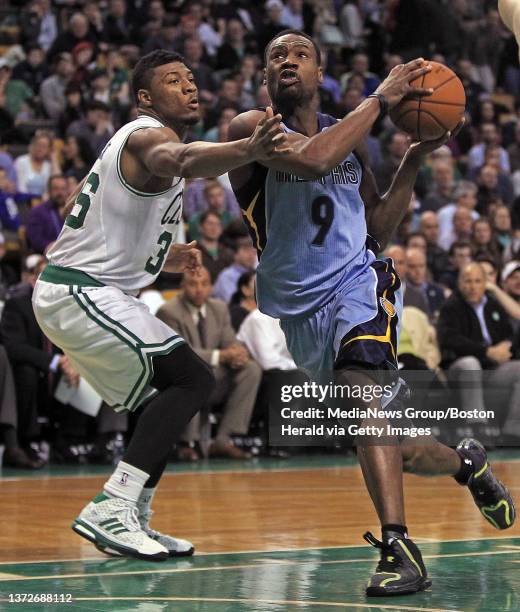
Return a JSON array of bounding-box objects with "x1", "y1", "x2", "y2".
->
[
  {"x1": 454, "y1": 356, "x2": 482, "y2": 371},
  {"x1": 151, "y1": 344, "x2": 215, "y2": 394}
]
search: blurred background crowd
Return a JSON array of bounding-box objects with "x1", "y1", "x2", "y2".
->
[{"x1": 0, "y1": 0, "x2": 520, "y2": 469}]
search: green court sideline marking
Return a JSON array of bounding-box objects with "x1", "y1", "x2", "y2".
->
[
  {"x1": 69, "y1": 596, "x2": 461, "y2": 611},
  {"x1": 1, "y1": 547, "x2": 519, "y2": 583}
]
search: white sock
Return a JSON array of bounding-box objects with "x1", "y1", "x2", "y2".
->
[
  {"x1": 137, "y1": 487, "x2": 156, "y2": 513},
  {"x1": 104, "y1": 461, "x2": 149, "y2": 503}
]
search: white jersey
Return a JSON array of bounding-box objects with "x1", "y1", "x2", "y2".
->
[{"x1": 48, "y1": 115, "x2": 184, "y2": 294}]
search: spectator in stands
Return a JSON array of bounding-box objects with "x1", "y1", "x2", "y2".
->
[
  {"x1": 477, "y1": 166, "x2": 503, "y2": 216},
  {"x1": 282, "y1": 0, "x2": 305, "y2": 30},
  {"x1": 405, "y1": 248, "x2": 446, "y2": 322},
  {"x1": 438, "y1": 181, "x2": 479, "y2": 251},
  {"x1": 258, "y1": 1, "x2": 287, "y2": 55},
  {"x1": 0, "y1": 341, "x2": 45, "y2": 469},
  {"x1": 470, "y1": 145, "x2": 515, "y2": 205},
  {"x1": 420, "y1": 211, "x2": 450, "y2": 283},
  {"x1": 57, "y1": 83, "x2": 85, "y2": 138},
  {"x1": 0, "y1": 60, "x2": 34, "y2": 123},
  {"x1": 183, "y1": 38, "x2": 217, "y2": 104},
  {"x1": 157, "y1": 267, "x2": 261, "y2": 460},
  {"x1": 183, "y1": 177, "x2": 240, "y2": 219},
  {"x1": 491, "y1": 204, "x2": 513, "y2": 253},
  {"x1": 197, "y1": 211, "x2": 234, "y2": 283},
  {"x1": 213, "y1": 236, "x2": 258, "y2": 303},
  {"x1": 60, "y1": 135, "x2": 96, "y2": 183},
  {"x1": 502, "y1": 260, "x2": 520, "y2": 303},
  {"x1": 468, "y1": 122, "x2": 510, "y2": 174},
  {"x1": 441, "y1": 207, "x2": 474, "y2": 253},
  {"x1": 374, "y1": 131, "x2": 409, "y2": 193},
  {"x1": 102, "y1": 0, "x2": 136, "y2": 46},
  {"x1": 471, "y1": 218, "x2": 501, "y2": 263},
  {"x1": 438, "y1": 241, "x2": 473, "y2": 290},
  {"x1": 456, "y1": 58, "x2": 485, "y2": 117},
  {"x1": 398, "y1": 305, "x2": 441, "y2": 373},
  {"x1": 189, "y1": 180, "x2": 234, "y2": 241},
  {"x1": 423, "y1": 160, "x2": 456, "y2": 212},
  {"x1": 26, "y1": 175, "x2": 68, "y2": 254},
  {"x1": 47, "y1": 12, "x2": 98, "y2": 62},
  {"x1": 12, "y1": 45, "x2": 49, "y2": 96},
  {"x1": 14, "y1": 131, "x2": 55, "y2": 198},
  {"x1": 340, "y1": 52, "x2": 380, "y2": 96},
  {"x1": 237, "y1": 307, "x2": 297, "y2": 371},
  {"x1": 437, "y1": 262, "x2": 520, "y2": 440},
  {"x1": 19, "y1": 0, "x2": 58, "y2": 53},
  {"x1": 0, "y1": 232, "x2": 18, "y2": 306},
  {"x1": 0, "y1": 255, "x2": 80, "y2": 454},
  {"x1": 39, "y1": 52, "x2": 74, "y2": 122},
  {"x1": 229, "y1": 270, "x2": 257, "y2": 331},
  {"x1": 66, "y1": 100, "x2": 114, "y2": 156},
  {"x1": 142, "y1": 15, "x2": 180, "y2": 55},
  {"x1": 216, "y1": 18, "x2": 256, "y2": 72},
  {"x1": 507, "y1": 122, "x2": 520, "y2": 173},
  {"x1": 0, "y1": 167, "x2": 31, "y2": 236}
]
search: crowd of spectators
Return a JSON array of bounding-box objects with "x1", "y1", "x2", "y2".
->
[{"x1": 0, "y1": 0, "x2": 520, "y2": 467}]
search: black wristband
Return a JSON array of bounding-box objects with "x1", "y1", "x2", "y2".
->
[{"x1": 367, "y1": 93, "x2": 388, "y2": 118}]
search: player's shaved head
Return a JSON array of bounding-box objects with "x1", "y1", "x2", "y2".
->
[{"x1": 265, "y1": 29, "x2": 321, "y2": 65}]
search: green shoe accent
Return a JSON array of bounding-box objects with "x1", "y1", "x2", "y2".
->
[
  {"x1": 482, "y1": 500, "x2": 512, "y2": 529},
  {"x1": 379, "y1": 573, "x2": 402, "y2": 587},
  {"x1": 474, "y1": 462, "x2": 488, "y2": 479},
  {"x1": 92, "y1": 492, "x2": 110, "y2": 504}
]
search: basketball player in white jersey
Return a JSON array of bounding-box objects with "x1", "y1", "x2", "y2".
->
[{"x1": 32, "y1": 50, "x2": 290, "y2": 561}]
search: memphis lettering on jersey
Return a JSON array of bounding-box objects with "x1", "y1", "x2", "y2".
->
[{"x1": 275, "y1": 160, "x2": 359, "y2": 185}]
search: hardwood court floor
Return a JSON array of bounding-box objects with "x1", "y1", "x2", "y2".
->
[{"x1": 0, "y1": 453, "x2": 519, "y2": 610}]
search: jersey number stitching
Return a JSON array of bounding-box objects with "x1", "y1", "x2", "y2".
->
[
  {"x1": 311, "y1": 196, "x2": 334, "y2": 246},
  {"x1": 65, "y1": 171, "x2": 100, "y2": 230},
  {"x1": 145, "y1": 230, "x2": 173, "y2": 275}
]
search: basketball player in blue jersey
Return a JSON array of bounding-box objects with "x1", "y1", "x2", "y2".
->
[{"x1": 228, "y1": 31, "x2": 515, "y2": 597}]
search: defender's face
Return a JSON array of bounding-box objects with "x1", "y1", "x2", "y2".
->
[
  {"x1": 265, "y1": 34, "x2": 322, "y2": 107},
  {"x1": 145, "y1": 62, "x2": 199, "y2": 126}
]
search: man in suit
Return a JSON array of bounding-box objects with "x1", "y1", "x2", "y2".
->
[
  {"x1": 405, "y1": 248, "x2": 446, "y2": 322},
  {"x1": 157, "y1": 266, "x2": 262, "y2": 459},
  {"x1": 25, "y1": 175, "x2": 68, "y2": 254},
  {"x1": 437, "y1": 262, "x2": 520, "y2": 439},
  {"x1": 0, "y1": 255, "x2": 78, "y2": 457}
]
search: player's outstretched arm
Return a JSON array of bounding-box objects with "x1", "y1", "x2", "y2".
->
[
  {"x1": 228, "y1": 59, "x2": 432, "y2": 182},
  {"x1": 126, "y1": 108, "x2": 291, "y2": 180}
]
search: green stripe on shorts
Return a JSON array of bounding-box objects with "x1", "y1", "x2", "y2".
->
[{"x1": 40, "y1": 264, "x2": 105, "y2": 288}]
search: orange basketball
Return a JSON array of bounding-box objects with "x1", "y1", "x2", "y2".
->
[{"x1": 389, "y1": 61, "x2": 466, "y2": 141}]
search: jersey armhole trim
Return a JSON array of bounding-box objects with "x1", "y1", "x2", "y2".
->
[{"x1": 116, "y1": 126, "x2": 180, "y2": 198}]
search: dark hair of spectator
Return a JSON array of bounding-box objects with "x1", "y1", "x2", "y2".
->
[
  {"x1": 230, "y1": 270, "x2": 256, "y2": 305},
  {"x1": 449, "y1": 240, "x2": 473, "y2": 257},
  {"x1": 264, "y1": 30, "x2": 321, "y2": 66},
  {"x1": 48, "y1": 174, "x2": 67, "y2": 189},
  {"x1": 404, "y1": 231, "x2": 427, "y2": 247},
  {"x1": 67, "y1": 135, "x2": 96, "y2": 168},
  {"x1": 131, "y1": 50, "x2": 186, "y2": 104},
  {"x1": 199, "y1": 210, "x2": 221, "y2": 225},
  {"x1": 475, "y1": 254, "x2": 498, "y2": 271}
]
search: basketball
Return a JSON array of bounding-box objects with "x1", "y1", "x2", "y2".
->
[{"x1": 389, "y1": 61, "x2": 466, "y2": 141}]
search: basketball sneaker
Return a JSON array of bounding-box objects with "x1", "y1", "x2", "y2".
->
[
  {"x1": 72, "y1": 493, "x2": 169, "y2": 561},
  {"x1": 364, "y1": 530, "x2": 431, "y2": 597},
  {"x1": 456, "y1": 438, "x2": 515, "y2": 529},
  {"x1": 138, "y1": 508, "x2": 195, "y2": 557}
]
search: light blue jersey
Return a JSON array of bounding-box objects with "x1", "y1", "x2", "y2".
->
[{"x1": 236, "y1": 112, "x2": 375, "y2": 320}]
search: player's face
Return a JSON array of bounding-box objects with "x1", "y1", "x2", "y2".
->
[
  {"x1": 265, "y1": 35, "x2": 322, "y2": 108},
  {"x1": 147, "y1": 62, "x2": 199, "y2": 126}
]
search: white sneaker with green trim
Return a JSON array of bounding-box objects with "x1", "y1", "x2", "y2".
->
[
  {"x1": 139, "y1": 508, "x2": 195, "y2": 557},
  {"x1": 72, "y1": 493, "x2": 169, "y2": 561}
]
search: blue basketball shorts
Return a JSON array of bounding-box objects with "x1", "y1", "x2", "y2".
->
[{"x1": 279, "y1": 258, "x2": 403, "y2": 375}]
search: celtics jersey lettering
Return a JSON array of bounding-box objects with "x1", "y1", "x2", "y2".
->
[
  {"x1": 47, "y1": 116, "x2": 184, "y2": 294},
  {"x1": 233, "y1": 112, "x2": 375, "y2": 319}
]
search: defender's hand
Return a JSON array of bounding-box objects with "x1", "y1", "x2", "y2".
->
[
  {"x1": 247, "y1": 106, "x2": 293, "y2": 162},
  {"x1": 166, "y1": 241, "x2": 202, "y2": 273},
  {"x1": 375, "y1": 59, "x2": 433, "y2": 109}
]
